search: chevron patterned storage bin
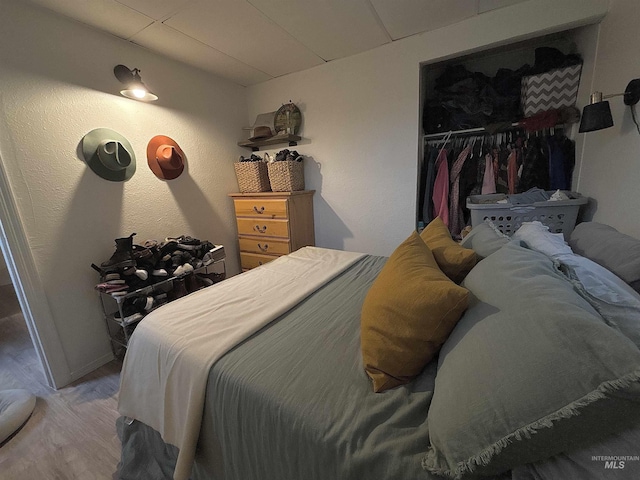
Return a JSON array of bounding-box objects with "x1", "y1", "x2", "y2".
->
[{"x1": 521, "y1": 64, "x2": 582, "y2": 117}]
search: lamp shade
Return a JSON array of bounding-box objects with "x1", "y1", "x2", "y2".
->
[
  {"x1": 114, "y1": 64, "x2": 158, "y2": 102},
  {"x1": 120, "y1": 84, "x2": 158, "y2": 102},
  {"x1": 579, "y1": 101, "x2": 614, "y2": 132}
]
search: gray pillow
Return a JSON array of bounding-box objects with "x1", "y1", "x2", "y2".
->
[
  {"x1": 460, "y1": 221, "x2": 509, "y2": 259},
  {"x1": 512, "y1": 422, "x2": 640, "y2": 480},
  {"x1": 569, "y1": 222, "x2": 640, "y2": 293},
  {"x1": 422, "y1": 242, "x2": 640, "y2": 479}
]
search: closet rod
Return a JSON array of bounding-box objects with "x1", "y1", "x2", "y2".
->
[{"x1": 423, "y1": 123, "x2": 565, "y2": 140}]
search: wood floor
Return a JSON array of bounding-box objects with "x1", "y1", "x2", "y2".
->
[{"x1": 0, "y1": 284, "x2": 123, "y2": 479}]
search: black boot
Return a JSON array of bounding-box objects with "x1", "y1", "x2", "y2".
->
[
  {"x1": 168, "y1": 277, "x2": 188, "y2": 301},
  {"x1": 101, "y1": 233, "x2": 136, "y2": 270}
]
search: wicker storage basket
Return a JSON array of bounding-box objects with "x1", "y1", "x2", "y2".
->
[
  {"x1": 234, "y1": 161, "x2": 271, "y2": 193},
  {"x1": 267, "y1": 160, "x2": 305, "y2": 192}
]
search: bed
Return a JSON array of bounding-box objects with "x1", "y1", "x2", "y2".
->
[{"x1": 117, "y1": 220, "x2": 640, "y2": 480}]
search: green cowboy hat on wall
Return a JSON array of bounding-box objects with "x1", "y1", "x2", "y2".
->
[{"x1": 82, "y1": 128, "x2": 136, "y2": 182}]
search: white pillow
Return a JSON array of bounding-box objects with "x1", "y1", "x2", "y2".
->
[
  {"x1": 512, "y1": 222, "x2": 640, "y2": 348},
  {"x1": 511, "y1": 221, "x2": 573, "y2": 258}
]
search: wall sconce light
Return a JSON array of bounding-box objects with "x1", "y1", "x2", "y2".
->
[
  {"x1": 579, "y1": 79, "x2": 640, "y2": 133},
  {"x1": 113, "y1": 64, "x2": 158, "y2": 102}
]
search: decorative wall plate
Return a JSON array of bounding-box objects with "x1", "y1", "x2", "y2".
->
[{"x1": 274, "y1": 103, "x2": 302, "y2": 135}]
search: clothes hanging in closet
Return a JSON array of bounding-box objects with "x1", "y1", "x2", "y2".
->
[
  {"x1": 432, "y1": 148, "x2": 450, "y2": 227},
  {"x1": 481, "y1": 152, "x2": 496, "y2": 194},
  {"x1": 507, "y1": 146, "x2": 518, "y2": 194},
  {"x1": 419, "y1": 147, "x2": 439, "y2": 224},
  {"x1": 449, "y1": 146, "x2": 472, "y2": 237},
  {"x1": 420, "y1": 129, "x2": 575, "y2": 238}
]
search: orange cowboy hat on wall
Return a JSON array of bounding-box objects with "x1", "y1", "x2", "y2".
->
[{"x1": 146, "y1": 135, "x2": 185, "y2": 180}]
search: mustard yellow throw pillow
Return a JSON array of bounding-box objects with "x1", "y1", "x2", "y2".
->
[
  {"x1": 361, "y1": 231, "x2": 469, "y2": 392},
  {"x1": 420, "y1": 217, "x2": 477, "y2": 283}
]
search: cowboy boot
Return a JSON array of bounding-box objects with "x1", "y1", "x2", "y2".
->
[
  {"x1": 184, "y1": 273, "x2": 200, "y2": 294},
  {"x1": 101, "y1": 233, "x2": 136, "y2": 270},
  {"x1": 168, "y1": 277, "x2": 188, "y2": 301}
]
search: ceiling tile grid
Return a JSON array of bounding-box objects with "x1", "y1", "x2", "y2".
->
[
  {"x1": 130, "y1": 22, "x2": 272, "y2": 86},
  {"x1": 478, "y1": 0, "x2": 528, "y2": 14},
  {"x1": 24, "y1": 0, "x2": 539, "y2": 86},
  {"x1": 164, "y1": 0, "x2": 325, "y2": 78},
  {"x1": 247, "y1": 0, "x2": 391, "y2": 61},
  {"x1": 27, "y1": 0, "x2": 153, "y2": 39},
  {"x1": 115, "y1": 0, "x2": 193, "y2": 21},
  {"x1": 369, "y1": 0, "x2": 480, "y2": 40}
]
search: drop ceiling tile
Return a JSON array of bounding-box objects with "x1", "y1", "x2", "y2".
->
[
  {"x1": 115, "y1": 0, "x2": 193, "y2": 21},
  {"x1": 246, "y1": 0, "x2": 390, "y2": 61},
  {"x1": 369, "y1": 0, "x2": 478, "y2": 40},
  {"x1": 165, "y1": 0, "x2": 324, "y2": 78},
  {"x1": 26, "y1": 0, "x2": 153, "y2": 39},
  {"x1": 131, "y1": 23, "x2": 272, "y2": 86},
  {"x1": 478, "y1": 0, "x2": 528, "y2": 14}
]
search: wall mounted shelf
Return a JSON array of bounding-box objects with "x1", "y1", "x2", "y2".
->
[{"x1": 238, "y1": 133, "x2": 302, "y2": 151}]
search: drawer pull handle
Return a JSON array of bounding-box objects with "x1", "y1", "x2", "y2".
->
[
  {"x1": 254, "y1": 225, "x2": 267, "y2": 233},
  {"x1": 258, "y1": 261, "x2": 263, "y2": 265},
  {"x1": 253, "y1": 206, "x2": 265, "y2": 214},
  {"x1": 258, "y1": 243, "x2": 269, "y2": 252}
]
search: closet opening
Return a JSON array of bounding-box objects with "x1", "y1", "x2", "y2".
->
[{"x1": 417, "y1": 26, "x2": 597, "y2": 237}]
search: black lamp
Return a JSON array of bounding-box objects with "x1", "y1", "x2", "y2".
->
[
  {"x1": 113, "y1": 64, "x2": 158, "y2": 102},
  {"x1": 579, "y1": 79, "x2": 640, "y2": 132}
]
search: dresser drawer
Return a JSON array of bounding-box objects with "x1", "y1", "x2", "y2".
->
[
  {"x1": 233, "y1": 198, "x2": 288, "y2": 219},
  {"x1": 239, "y1": 237, "x2": 291, "y2": 255},
  {"x1": 230, "y1": 191, "x2": 315, "y2": 271},
  {"x1": 236, "y1": 218, "x2": 289, "y2": 238},
  {"x1": 240, "y1": 252, "x2": 278, "y2": 270}
]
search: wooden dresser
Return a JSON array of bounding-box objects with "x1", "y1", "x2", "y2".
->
[{"x1": 229, "y1": 191, "x2": 315, "y2": 271}]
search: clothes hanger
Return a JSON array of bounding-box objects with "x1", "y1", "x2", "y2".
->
[{"x1": 436, "y1": 130, "x2": 453, "y2": 159}]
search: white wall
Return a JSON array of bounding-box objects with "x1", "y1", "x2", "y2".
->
[
  {"x1": 0, "y1": 0, "x2": 246, "y2": 381},
  {"x1": 575, "y1": 0, "x2": 640, "y2": 239},
  {"x1": 246, "y1": 0, "x2": 609, "y2": 256}
]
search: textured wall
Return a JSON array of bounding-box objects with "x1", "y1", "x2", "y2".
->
[{"x1": 0, "y1": 0, "x2": 246, "y2": 379}]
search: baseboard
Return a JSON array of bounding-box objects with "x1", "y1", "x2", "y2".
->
[{"x1": 69, "y1": 351, "x2": 116, "y2": 382}]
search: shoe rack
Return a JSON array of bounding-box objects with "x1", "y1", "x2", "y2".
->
[{"x1": 99, "y1": 258, "x2": 226, "y2": 357}]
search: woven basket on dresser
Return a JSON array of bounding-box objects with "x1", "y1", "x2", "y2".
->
[
  {"x1": 267, "y1": 161, "x2": 304, "y2": 192},
  {"x1": 234, "y1": 161, "x2": 271, "y2": 193}
]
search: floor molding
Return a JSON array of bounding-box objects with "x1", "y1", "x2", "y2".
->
[{"x1": 70, "y1": 351, "x2": 116, "y2": 382}]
